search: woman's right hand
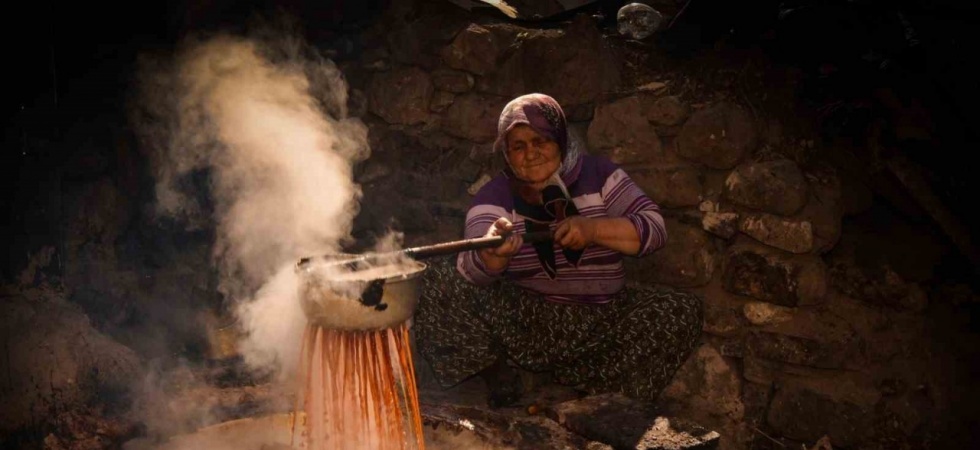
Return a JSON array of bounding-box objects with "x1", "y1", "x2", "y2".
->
[{"x1": 479, "y1": 217, "x2": 523, "y2": 269}]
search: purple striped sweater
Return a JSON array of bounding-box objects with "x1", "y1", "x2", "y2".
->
[{"x1": 457, "y1": 154, "x2": 667, "y2": 304}]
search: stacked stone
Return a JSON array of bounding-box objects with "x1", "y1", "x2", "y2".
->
[{"x1": 356, "y1": 11, "x2": 953, "y2": 450}]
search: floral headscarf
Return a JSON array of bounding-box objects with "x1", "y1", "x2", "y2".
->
[{"x1": 493, "y1": 93, "x2": 582, "y2": 182}]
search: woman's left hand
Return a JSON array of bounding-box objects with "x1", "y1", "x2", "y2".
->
[{"x1": 554, "y1": 216, "x2": 598, "y2": 250}]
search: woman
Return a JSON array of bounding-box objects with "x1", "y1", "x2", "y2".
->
[{"x1": 415, "y1": 93, "x2": 702, "y2": 407}]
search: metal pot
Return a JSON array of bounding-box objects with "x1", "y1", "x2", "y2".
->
[{"x1": 296, "y1": 258, "x2": 427, "y2": 331}]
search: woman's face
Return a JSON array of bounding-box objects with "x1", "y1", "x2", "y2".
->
[{"x1": 505, "y1": 124, "x2": 561, "y2": 186}]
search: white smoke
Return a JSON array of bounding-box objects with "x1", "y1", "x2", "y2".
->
[{"x1": 138, "y1": 31, "x2": 369, "y2": 378}]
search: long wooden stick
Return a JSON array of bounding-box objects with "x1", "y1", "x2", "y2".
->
[{"x1": 297, "y1": 231, "x2": 553, "y2": 270}]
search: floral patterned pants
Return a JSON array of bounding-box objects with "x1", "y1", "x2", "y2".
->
[{"x1": 414, "y1": 257, "x2": 703, "y2": 401}]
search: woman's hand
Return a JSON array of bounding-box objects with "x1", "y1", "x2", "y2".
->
[
  {"x1": 554, "y1": 216, "x2": 598, "y2": 250},
  {"x1": 478, "y1": 217, "x2": 523, "y2": 272},
  {"x1": 484, "y1": 217, "x2": 523, "y2": 257}
]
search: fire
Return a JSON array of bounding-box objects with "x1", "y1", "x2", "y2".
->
[{"x1": 293, "y1": 323, "x2": 425, "y2": 449}]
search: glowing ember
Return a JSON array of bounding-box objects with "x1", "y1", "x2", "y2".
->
[{"x1": 293, "y1": 323, "x2": 425, "y2": 449}]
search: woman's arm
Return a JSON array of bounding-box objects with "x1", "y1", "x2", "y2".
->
[
  {"x1": 555, "y1": 163, "x2": 666, "y2": 256},
  {"x1": 457, "y1": 204, "x2": 515, "y2": 285},
  {"x1": 554, "y1": 216, "x2": 641, "y2": 255}
]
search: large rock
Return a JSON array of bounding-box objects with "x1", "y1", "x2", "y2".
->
[
  {"x1": 430, "y1": 68, "x2": 474, "y2": 93},
  {"x1": 766, "y1": 384, "x2": 874, "y2": 448},
  {"x1": 441, "y1": 94, "x2": 509, "y2": 143},
  {"x1": 798, "y1": 168, "x2": 844, "y2": 254},
  {"x1": 662, "y1": 344, "x2": 745, "y2": 424},
  {"x1": 676, "y1": 103, "x2": 757, "y2": 169},
  {"x1": 429, "y1": 91, "x2": 455, "y2": 113},
  {"x1": 721, "y1": 245, "x2": 828, "y2": 306},
  {"x1": 724, "y1": 159, "x2": 809, "y2": 216},
  {"x1": 745, "y1": 332, "x2": 846, "y2": 369},
  {"x1": 441, "y1": 24, "x2": 500, "y2": 76},
  {"x1": 643, "y1": 95, "x2": 690, "y2": 127},
  {"x1": 829, "y1": 262, "x2": 929, "y2": 312},
  {"x1": 743, "y1": 302, "x2": 794, "y2": 326},
  {"x1": 630, "y1": 164, "x2": 704, "y2": 208},
  {"x1": 522, "y1": 15, "x2": 620, "y2": 107},
  {"x1": 548, "y1": 394, "x2": 721, "y2": 450},
  {"x1": 62, "y1": 178, "x2": 142, "y2": 328},
  {"x1": 701, "y1": 212, "x2": 739, "y2": 240},
  {"x1": 367, "y1": 67, "x2": 434, "y2": 125},
  {"x1": 626, "y1": 218, "x2": 715, "y2": 287},
  {"x1": 478, "y1": 17, "x2": 620, "y2": 108},
  {"x1": 473, "y1": 30, "x2": 526, "y2": 98},
  {"x1": 0, "y1": 285, "x2": 141, "y2": 435},
  {"x1": 738, "y1": 213, "x2": 814, "y2": 254},
  {"x1": 63, "y1": 177, "x2": 130, "y2": 272},
  {"x1": 741, "y1": 381, "x2": 773, "y2": 429},
  {"x1": 701, "y1": 295, "x2": 748, "y2": 337},
  {"x1": 64, "y1": 178, "x2": 130, "y2": 253},
  {"x1": 385, "y1": 6, "x2": 468, "y2": 67},
  {"x1": 588, "y1": 96, "x2": 664, "y2": 165}
]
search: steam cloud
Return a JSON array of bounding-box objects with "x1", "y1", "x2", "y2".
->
[{"x1": 136, "y1": 31, "x2": 369, "y2": 378}]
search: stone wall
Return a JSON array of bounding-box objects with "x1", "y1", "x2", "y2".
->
[
  {"x1": 346, "y1": 5, "x2": 979, "y2": 449},
  {"x1": 4, "y1": 2, "x2": 976, "y2": 448}
]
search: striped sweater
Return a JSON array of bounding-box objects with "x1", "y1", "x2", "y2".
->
[{"x1": 457, "y1": 154, "x2": 667, "y2": 304}]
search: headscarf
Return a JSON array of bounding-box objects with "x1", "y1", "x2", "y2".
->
[
  {"x1": 493, "y1": 93, "x2": 581, "y2": 183},
  {"x1": 494, "y1": 93, "x2": 584, "y2": 278}
]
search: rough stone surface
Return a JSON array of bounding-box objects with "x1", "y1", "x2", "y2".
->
[
  {"x1": 743, "y1": 302, "x2": 794, "y2": 326},
  {"x1": 62, "y1": 178, "x2": 131, "y2": 289},
  {"x1": 766, "y1": 384, "x2": 873, "y2": 448},
  {"x1": 587, "y1": 96, "x2": 664, "y2": 165},
  {"x1": 0, "y1": 285, "x2": 140, "y2": 435},
  {"x1": 421, "y1": 403, "x2": 604, "y2": 449},
  {"x1": 548, "y1": 394, "x2": 721, "y2": 450},
  {"x1": 441, "y1": 94, "x2": 509, "y2": 143},
  {"x1": 722, "y1": 246, "x2": 828, "y2": 306},
  {"x1": 431, "y1": 68, "x2": 474, "y2": 93},
  {"x1": 630, "y1": 165, "x2": 704, "y2": 208},
  {"x1": 429, "y1": 91, "x2": 455, "y2": 113},
  {"x1": 701, "y1": 299, "x2": 747, "y2": 337},
  {"x1": 745, "y1": 332, "x2": 846, "y2": 369},
  {"x1": 662, "y1": 344, "x2": 745, "y2": 423},
  {"x1": 644, "y1": 95, "x2": 690, "y2": 127},
  {"x1": 347, "y1": 88, "x2": 368, "y2": 118},
  {"x1": 702, "y1": 212, "x2": 739, "y2": 239},
  {"x1": 741, "y1": 381, "x2": 773, "y2": 427},
  {"x1": 724, "y1": 159, "x2": 809, "y2": 216},
  {"x1": 627, "y1": 218, "x2": 715, "y2": 287},
  {"x1": 799, "y1": 168, "x2": 844, "y2": 254},
  {"x1": 739, "y1": 213, "x2": 814, "y2": 254},
  {"x1": 386, "y1": 8, "x2": 469, "y2": 68},
  {"x1": 368, "y1": 66, "x2": 434, "y2": 125},
  {"x1": 676, "y1": 103, "x2": 758, "y2": 169},
  {"x1": 830, "y1": 263, "x2": 929, "y2": 312},
  {"x1": 478, "y1": 17, "x2": 620, "y2": 107},
  {"x1": 441, "y1": 23, "x2": 500, "y2": 76},
  {"x1": 520, "y1": 16, "x2": 620, "y2": 107}
]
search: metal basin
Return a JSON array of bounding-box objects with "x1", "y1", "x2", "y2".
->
[{"x1": 296, "y1": 258, "x2": 427, "y2": 331}]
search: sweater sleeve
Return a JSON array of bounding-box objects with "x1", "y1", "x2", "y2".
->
[
  {"x1": 600, "y1": 167, "x2": 667, "y2": 257},
  {"x1": 456, "y1": 203, "x2": 511, "y2": 285}
]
